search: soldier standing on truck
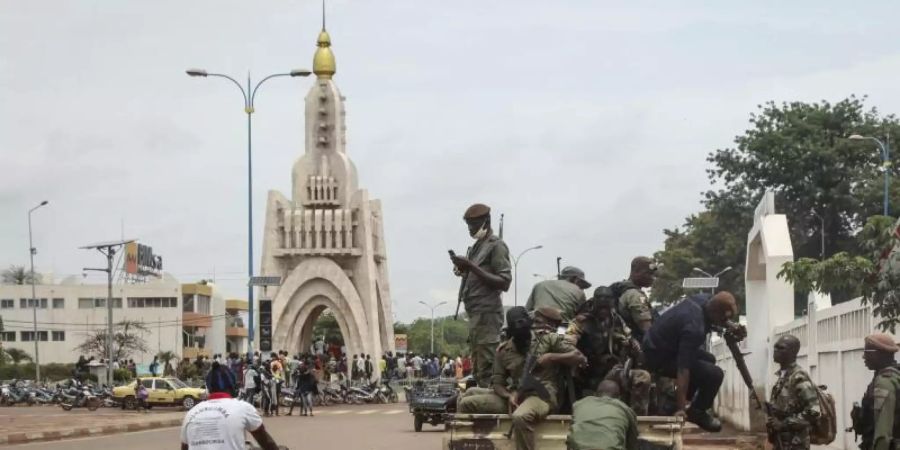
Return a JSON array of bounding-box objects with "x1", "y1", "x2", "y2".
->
[
  {"x1": 525, "y1": 266, "x2": 590, "y2": 322},
  {"x1": 851, "y1": 333, "x2": 900, "y2": 450},
  {"x1": 566, "y1": 380, "x2": 639, "y2": 450},
  {"x1": 457, "y1": 306, "x2": 530, "y2": 414},
  {"x1": 610, "y1": 256, "x2": 658, "y2": 343},
  {"x1": 767, "y1": 334, "x2": 821, "y2": 450},
  {"x1": 512, "y1": 307, "x2": 587, "y2": 450},
  {"x1": 450, "y1": 203, "x2": 512, "y2": 388},
  {"x1": 567, "y1": 287, "x2": 651, "y2": 415}
]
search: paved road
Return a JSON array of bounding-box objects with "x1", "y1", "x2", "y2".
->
[{"x1": 6, "y1": 403, "x2": 444, "y2": 450}]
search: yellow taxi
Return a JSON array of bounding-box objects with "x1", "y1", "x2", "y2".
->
[{"x1": 112, "y1": 377, "x2": 208, "y2": 410}]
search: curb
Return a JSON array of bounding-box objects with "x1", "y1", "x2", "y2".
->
[{"x1": 0, "y1": 418, "x2": 182, "y2": 446}]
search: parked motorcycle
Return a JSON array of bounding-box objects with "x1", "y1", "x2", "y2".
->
[
  {"x1": 348, "y1": 381, "x2": 388, "y2": 404},
  {"x1": 59, "y1": 385, "x2": 100, "y2": 411},
  {"x1": 1, "y1": 381, "x2": 35, "y2": 406}
]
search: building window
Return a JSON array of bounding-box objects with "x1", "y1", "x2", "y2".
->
[
  {"x1": 183, "y1": 295, "x2": 195, "y2": 312},
  {"x1": 19, "y1": 298, "x2": 47, "y2": 309},
  {"x1": 197, "y1": 295, "x2": 211, "y2": 315},
  {"x1": 52, "y1": 298, "x2": 64, "y2": 309},
  {"x1": 51, "y1": 331, "x2": 65, "y2": 342},
  {"x1": 0, "y1": 299, "x2": 13, "y2": 309},
  {"x1": 21, "y1": 331, "x2": 48, "y2": 342},
  {"x1": 128, "y1": 297, "x2": 177, "y2": 308},
  {"x1": 0, "y1": 332, "x2": 15, "y2": 342},
  {"x1": 78, "y1": 298, "x2": 121, "y2": 309}
]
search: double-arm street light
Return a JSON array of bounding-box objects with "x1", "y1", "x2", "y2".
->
[
  {"x1": 513, "y1": 245, "x2": 543, "y2": 306},
  {"x1": 692, "y1": 266, "x2": 733, "y2": 295},
  {"x1": 419, "y1": 301, "x2": 447, "y2": 355},
  {"x1": 186, "y1": 68, "x2": 311, "y2": 355},
  {"x1": 28, "y1": 200, "x2": 49, "y2": 381},
  {"x1": 849, "y1": 134, "x2": 891, "y2": 216}
]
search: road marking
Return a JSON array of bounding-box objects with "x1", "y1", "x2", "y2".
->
[
  {"x1": 357, "y1": 409, "x2": 379, "y2": 415},
  {"x1": 327, "y1": 410, "x2": 350, "y2": 415},
  {"x1": 384, "y1": 410, "x2": 404, "y2": 415}
]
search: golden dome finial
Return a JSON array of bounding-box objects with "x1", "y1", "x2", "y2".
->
[{"x1": 313, "y1": 1, "x2": 335, "y2": 79}]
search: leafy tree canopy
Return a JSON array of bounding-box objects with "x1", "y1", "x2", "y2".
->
[{"x1": 652, "y1": 96, "x2": 900, "y2": 317}]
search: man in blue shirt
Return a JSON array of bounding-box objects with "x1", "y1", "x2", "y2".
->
[{"x1": 642, "y1": 292, "x2": 738, "y2": 432}]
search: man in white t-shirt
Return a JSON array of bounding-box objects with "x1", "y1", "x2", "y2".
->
[{"x1": 181, "y1": 362, "x2": 284, "y2": 450}]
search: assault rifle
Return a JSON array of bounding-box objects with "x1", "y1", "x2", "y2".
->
[
  {"x1": 507, "y1": 343, "x2": 552, "y2": 438},
  {"x1": 450, "y1": 250, "x2": 468, "y2": 320},
  {"x1": 717, "y1": 322, "x2": 763, "y2": 410}
]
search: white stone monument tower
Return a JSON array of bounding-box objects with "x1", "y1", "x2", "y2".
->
[{"x1": 259, "y1": 24, "x2": 395, "y2": 365}]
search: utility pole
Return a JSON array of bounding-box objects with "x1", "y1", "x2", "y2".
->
[
  {"x1": 419, "y1": 301, "x2": 447, "y2": 354},
  {"x1": 27, "y1": 200, "x2": 48, "y2": 381}
]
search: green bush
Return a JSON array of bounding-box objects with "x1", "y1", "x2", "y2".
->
[{"x1": 113, "y1": 368, "x2": 133, "y2": 382}]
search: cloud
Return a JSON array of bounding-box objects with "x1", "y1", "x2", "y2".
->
[{"x1": 3, "y1": 0, "x2": 900, "y2": 324}]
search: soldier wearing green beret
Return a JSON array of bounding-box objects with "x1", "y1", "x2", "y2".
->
[
  {"x1": 450, "y1": 203, "x2": 512, "y2": 388},
  {"x1": 852, "y1": 333, "x2": 900, "y2": 450}
]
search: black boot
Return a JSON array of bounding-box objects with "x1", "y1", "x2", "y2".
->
[{"x1": 686, "y1": 408, "x2": 722, "y2": 432}]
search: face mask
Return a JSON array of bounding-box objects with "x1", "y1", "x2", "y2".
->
[{"x1": 472, "y1": 221, "x2": 488, "y2": 240}]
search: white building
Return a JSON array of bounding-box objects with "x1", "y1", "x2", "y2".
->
[{"x1": 0, "y1": 276, "x2": 246, "y2": 368}]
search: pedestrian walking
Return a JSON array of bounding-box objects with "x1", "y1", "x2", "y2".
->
[{"x1": 135, "y1": 378, "x2": 149, "y2": 413}]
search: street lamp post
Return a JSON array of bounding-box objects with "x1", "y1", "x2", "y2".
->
[
  {"x1": 513, "y1": 245, "x2": 543, "y2": 306},
  {"x1": 419, "y1": 301, "x2": 447, "y2": 355},
  {"x1": 27, "y1": 200, "x2": 48, "y2": 381},
  {"x1": 849, "y1": 134, "x2": 891, "y2": 216},
  {"x1": 187, "y1": 68, "x2": 311, "y2": 355}
]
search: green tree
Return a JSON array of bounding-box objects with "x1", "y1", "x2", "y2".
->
[
  {"x1": 652, "y1": 96, "x2": 900, "y2": 314},
  {"x1": 1, "y1": 265, "x2": 41, "y2": 285},
  {"x1": 405, "y1": 316, "x2": 469, "y2": 356},
  {"x1": 312, "y1": 309, "x2": 343, "y2": 346},
  {"x1": 779, "y1": 216, "x2": 900, "y2": 331},
  {"x1": 4, "y1": 348, "x2": 32, "y2": 365}
]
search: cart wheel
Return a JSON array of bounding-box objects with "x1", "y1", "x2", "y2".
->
[{"x1": 414, "y1": 414, "x2": 423, "y2": 432}]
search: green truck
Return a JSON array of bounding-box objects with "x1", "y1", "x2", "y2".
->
[{"x1": 443, "y1": 413, "x2": 684, "y2": 450}]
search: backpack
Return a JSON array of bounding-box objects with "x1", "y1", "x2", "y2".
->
[{"x1": 795, "y1": 371, "x2": 836, "y2": 445}]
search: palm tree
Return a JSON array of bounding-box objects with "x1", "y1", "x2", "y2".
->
[
  {"x1": 4, "y1": 348, "x2": 32, "y2": 365},
  {"x1": 157, "y1": 350, "x2": 177, "y2": 376},
  {"x1": 1, "y1": 266, "x2": 41, "y2": 285}
]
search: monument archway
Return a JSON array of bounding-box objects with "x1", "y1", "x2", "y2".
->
[
  {"x1": 271, "y1": 257, "x2": 371, "y2": 358},
  {"x1": 258, "y1": 25, "x2": 395, "y2": 377}
]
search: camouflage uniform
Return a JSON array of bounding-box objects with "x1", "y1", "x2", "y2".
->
[
  {"x1": 512, "y1": 329, "x2": 578, "y2": 450},
  {"x1": 859, "y1": 365, "x2": 900, "y2": 450},
  {"x1": 458, "y1": 338, "x2": 526, "y2": 414},
  {"x1": 460, "y1": 232, "x2": 511, "y2": 388},
  {"x1": 615, "y1": 281, "x2": 652, "y2": 340},
  {"x1": 768, "y1": 363, "x2": 821, "y2": 450},
  {"x1": 567, "y1": 311, "x2": 650, "y2": 415}
]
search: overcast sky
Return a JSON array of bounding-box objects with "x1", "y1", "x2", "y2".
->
[{"x1": 3, "y1": 1, "x2": 900, "y2": 323}]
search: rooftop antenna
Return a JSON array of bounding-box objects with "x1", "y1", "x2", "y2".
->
[{"x1": 322, "y1": 0, "x2": 326, "y2": 29}]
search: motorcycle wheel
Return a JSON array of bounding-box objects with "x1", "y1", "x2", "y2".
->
[
  {"x1": 390, "y1": 392, "x2": 399, "y2": 403},
  {"x1": 61, "y1": 403, "x2": 73, "y2": 411},
  {"x1": 86, "y1": 398, "x2": 100, "y2": 411},
  {"x1": 414, "y1": 414, "x2": 424, "y2": 432}
]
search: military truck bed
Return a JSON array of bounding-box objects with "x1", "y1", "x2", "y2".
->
[{"x1": 444, "y1": 413, "x2": 684, "y2": 450}]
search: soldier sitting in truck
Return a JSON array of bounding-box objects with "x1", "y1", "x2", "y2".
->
[
  {"x1": 512, "y1": 307, "x2": 587, "y2": 450},
  {"x1": 567, "y1": 287, "x2": 651, "y2": 415},
  {"x1": 457, "y1": 306, "x2": 530, "y2": 414},
  {"x1": 567, "y1": 380, "x2": 639, "y2": 450}
]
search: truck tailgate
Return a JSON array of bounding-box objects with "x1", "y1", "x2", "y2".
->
[{"x1": 444, "y1": 414, "x2": 683, "y2": 450}]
